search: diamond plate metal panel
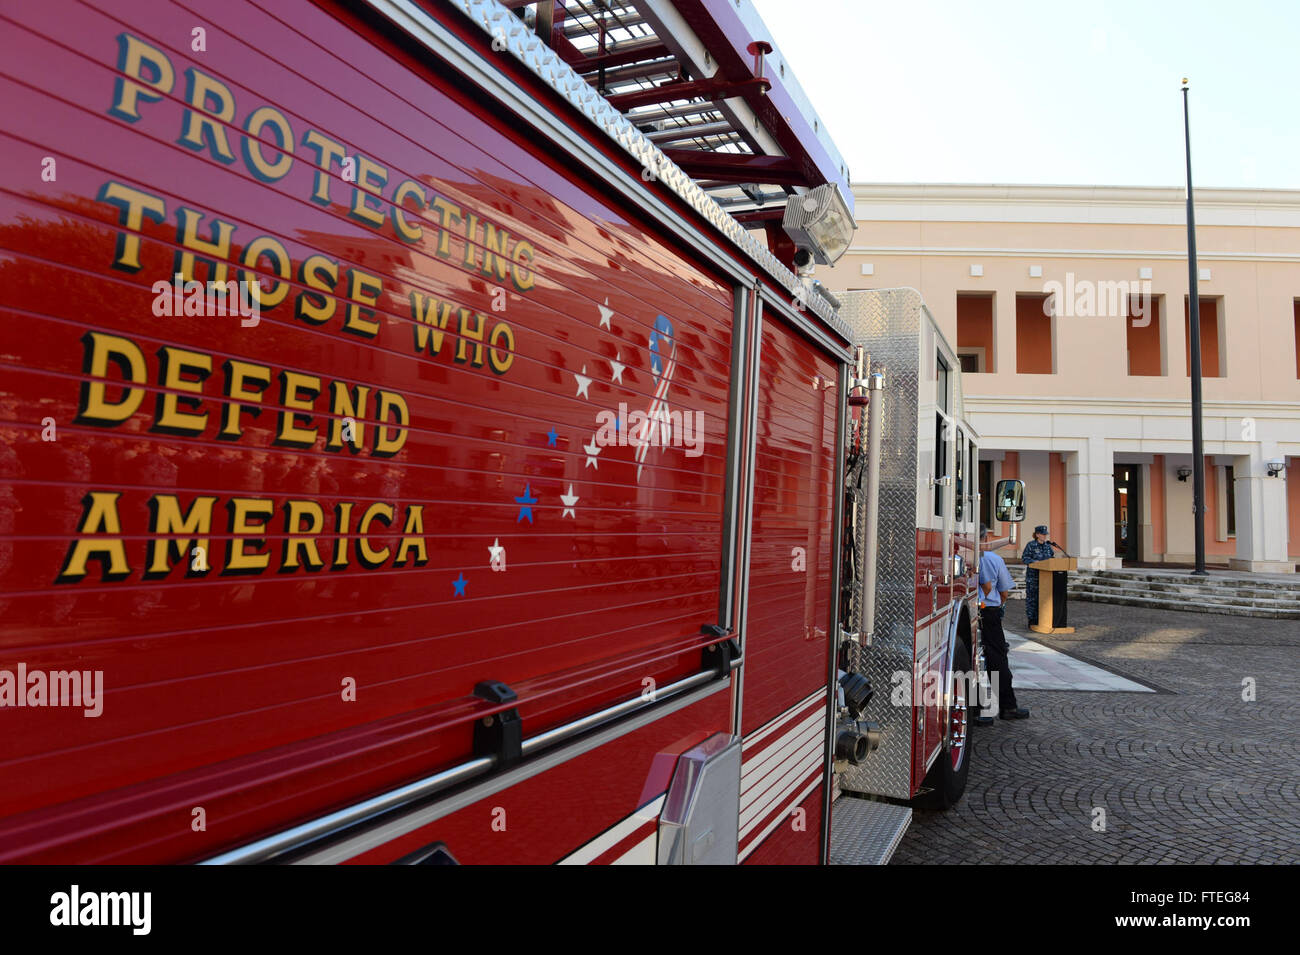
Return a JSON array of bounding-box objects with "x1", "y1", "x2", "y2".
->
[
  {"x1": 837, "y1": 289, "x2": 922, "y2": 800},
  {"x1": 829, "y1": 796, "x2": 912, "y2": 865}
]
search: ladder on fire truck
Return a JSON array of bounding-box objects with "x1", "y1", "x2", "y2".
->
[{"x1": 497, "y1": 0, "x2": 850, "y2": 228}]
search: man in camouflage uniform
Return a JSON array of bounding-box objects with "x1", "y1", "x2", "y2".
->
[{"x1": 1021, "y1": 525, "x2": 1055, "y2": 629}]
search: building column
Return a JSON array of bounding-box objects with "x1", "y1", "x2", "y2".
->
[
  {"x1": 1066, "y1": 437, "x2": 1119, "y2": 570},
  {"x1": 1168, "y1": 293, "x2": 1187, "y2": 376},
  {"x1": 1150, "y1": 454, "x2": 1167, "y2": 561},
  {"x1": 995, "y1": 290, "x2": 1016, "y2": 376},
  {"x1": 1139, "y1": 463, "x2": 1155, "y2": 562},
  {"x1": 1232, "y1": 451, "x2": 1292, "y2": 573}
]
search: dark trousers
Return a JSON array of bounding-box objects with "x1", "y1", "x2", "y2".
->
[{"x1": 979, "y1": 606, "x2": 1018, "y2": 712}]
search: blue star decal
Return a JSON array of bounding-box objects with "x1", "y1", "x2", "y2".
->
[
  {"x1": 515, "y1": 483, "x2": 538, "y2": 524},
  {"x1": 546, "y1": 427, "x2": 557, "y2": 447},
  {"x1": 453, "y1": 573, "x2": 467, "y2": 596}
]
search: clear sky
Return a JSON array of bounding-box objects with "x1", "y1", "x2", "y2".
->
[{"x1": 750, "y1": 0, "x2": 1300, "y2": 189}]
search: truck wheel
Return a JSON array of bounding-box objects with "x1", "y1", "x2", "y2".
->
[{"x1": 914, "y1": 640, "x2": 971, "y2": 809}]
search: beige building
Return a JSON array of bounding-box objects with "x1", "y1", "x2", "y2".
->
[{"x1": 824, "y1": 184, "x2": 1300, "y2": 572}]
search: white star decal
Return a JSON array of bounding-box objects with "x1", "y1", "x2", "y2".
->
[
  {"x1": 598, "y1": 298, "x2": 613, "y2": 329},
  {"x1": 560, "y1": 484, "x2": 579, "y2": 518},
  {"x1": 610, "y1": 351, "x2": 625, "y2": 384},
  {"x1": 488, "y1": 538, "x2": 506, "y2": 572},
  {"x1": 574, "y1": 365, "x2": 592, "y2": 399},
  {"x1": 584, "y1": 435, "x2": 601, "y2": 469}
]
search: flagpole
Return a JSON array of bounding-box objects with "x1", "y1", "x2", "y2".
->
[{"x1": 1182, "y1": 78, "x2": 1208, "y2": 576}]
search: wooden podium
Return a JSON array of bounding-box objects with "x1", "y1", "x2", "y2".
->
[{"x1": 1029, "y1": 557, "x2": 1078, "y2": 634}]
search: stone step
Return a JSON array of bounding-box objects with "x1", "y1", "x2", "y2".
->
[
  {"x1": 1091, "y1": 574, "x2": 1300, "y2": 594},
  {"x1": 1070, "y1": 578, "x2": 1300, "y2": 606},
  {"x1": 1006, "y1": 564, "x2": 1300, "y2": 584},
  {"x1": 999, "y1": 564, "x2": 1300, "y2": 618},
  {"x1": 1071, "y1": 584, "x2": 1300, "y2": 612},
  {"x1": 1092, "y1": 571, "x2": 1294, "y2": 587},
  {"x1": 1072, "y1": 575, "x2": 1300, "y2": 596},
  {"x1": 1077, "y1": 573, "x2": 1300, "y2": 595},
  {"x1": 1009, "y1": 567, "x2": 1299, "y2": 593},
  {"x1": 1072, "y1": 592, "x2": 1300, "y2": 620}
]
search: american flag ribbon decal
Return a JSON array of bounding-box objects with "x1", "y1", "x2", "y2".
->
[{"x1": 638, "y1": 314, "x2": 676, "y2": 479}]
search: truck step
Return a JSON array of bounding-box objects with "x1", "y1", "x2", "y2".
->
[{"x1": 829, "y1": 795, "x2": 912, "y2": 865}]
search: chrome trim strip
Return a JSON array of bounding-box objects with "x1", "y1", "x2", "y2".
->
[
  {"x1": 717, "y1": 285, "x2": 750, "y2": 630},
  {"x1": 360, "y1": 0, "x2": 847, "y2": 336},
  {"x1": 201, "y1": 669, "x2": 722, "y2": 865},
  {"x1": 199, "y1": 756, "x2": 494, "y2": 866},
  {"x1": 521, "y1": 669, "x2": 716, "y2": 755},
  {"x1": 293, "y1": 676, "x2": 730, "y2": 864},
  {"x1": 731, "y1": 287, "x2": 764, "y2": 737}
]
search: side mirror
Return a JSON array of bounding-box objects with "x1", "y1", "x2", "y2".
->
[{"x1": 994, "y1": 479, "x2": 1026, "y2": 522}]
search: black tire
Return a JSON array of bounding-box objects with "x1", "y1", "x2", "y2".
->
[{"x1": 913, "y1": 640, "x2": 972, "y2": 809}]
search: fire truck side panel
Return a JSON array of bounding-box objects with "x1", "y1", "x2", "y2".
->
[
  {"x1": 915, "y1": 303, "x2": 978, "y2": 789},
  {"x1": 290, "y1": 681, "x2": 732, "y2": 864},
  {"x1": 741, "y1": 781, "x2": 824, "y2": 865},
  {"x1": 915, "y1": 320, "x2": 945, "y2": 783},
  {"x1": 0, "y1": 0, "x2": 765, "y2": 862},
  {"x1": 913, "y1": 529, "x2": 939, "y2": 786},
  {"x1": 921, "y1": 309, "x2": 983, "y2": 781},
  {"x1": 736, "y1": 313, "x2": 839, "y2": 864}
]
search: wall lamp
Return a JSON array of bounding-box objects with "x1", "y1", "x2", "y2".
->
[
  {"x1": 1266, "y1": 458, "x2": 1286, "y2": 478},
  {"x1": 1176, "y1": 466, "x2": 1192, "y2": 482}
]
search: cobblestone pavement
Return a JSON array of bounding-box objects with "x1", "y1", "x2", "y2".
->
[{"x1": 892, "y1": 600, "x2": 1300, "y2": 864}]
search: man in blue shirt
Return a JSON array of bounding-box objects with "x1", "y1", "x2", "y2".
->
[{"x1": 977, "y1": 524, "x2": 1030, "y2": 723}]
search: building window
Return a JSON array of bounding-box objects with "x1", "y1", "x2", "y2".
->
[
  {"x1": 1294, "y1": 300, "x2": 1299, "y2": 379},
  {"x1": 1126, "y1": 294, "x2": 1164, "y2": 376},
  {"x1": 957, "y1": 292, "x2": 994, "y2": 373},
  {"x1": 1183, "y1": 296, "x2": 1224, "y2": 377},
  {"x1": 1016, "y1": 293, "x2": 1054, "y2": 374},
  {"x1": 979, "y1": 460, "x2": 994, "y2": 529}
]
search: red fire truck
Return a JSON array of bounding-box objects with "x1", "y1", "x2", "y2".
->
[{"x1": 0, "y1": 0, "x2": 1024, "y2": 864}]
